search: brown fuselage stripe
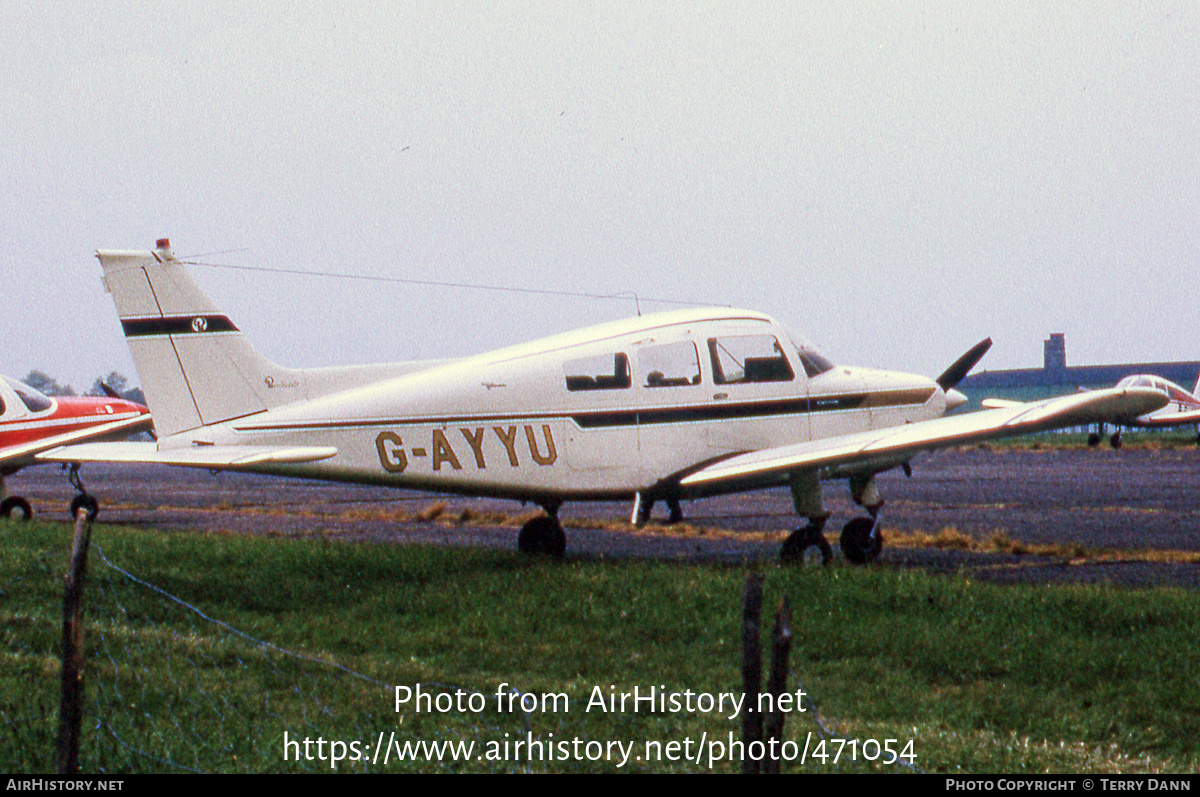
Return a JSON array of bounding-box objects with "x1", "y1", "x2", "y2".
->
[{"x1": 233, "y1": 388, "x2": 936, "y2": 433}]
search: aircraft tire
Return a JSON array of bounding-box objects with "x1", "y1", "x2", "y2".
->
[
  {"x1": 69, "y1": 494, "x2": 100, "y2": 522},
  {"x1": 780, "y1": 527, "x2": 832, "y2": 567},
  {"x1": 840, "y1": 517, "x2": 882, "y2": 565},
  {"x1": 518, "y1": 515, "x2": 565, "y2": 559},
  {"x1": 1110, "y1": 431, "x2": 1122, "y2": 449},
  {"x1": 1087, "y1": 433, "x2": 1101, "y2": 447},
  {"x1": 0, "y1": 496, "x2": 33, "y2": 521}
]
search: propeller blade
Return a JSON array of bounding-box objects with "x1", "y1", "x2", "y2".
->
[{"x1": 937, "y1": 338, "x2": 992, "y2": 391}]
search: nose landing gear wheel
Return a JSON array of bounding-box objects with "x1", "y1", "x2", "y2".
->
[
  {"x1": 65, "y1": 463, "x2": 99, "y2": 521},
  {"x1": 840, "y1": 516, "x2": 883, "y2": 565},
  {"x1": 69, "y1": 494, "x2": 99, "y2": 522}
]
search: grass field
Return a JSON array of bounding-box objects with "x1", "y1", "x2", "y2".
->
[{"x1": 2, "y1": 518, "x2": 1198, "y2": 774}]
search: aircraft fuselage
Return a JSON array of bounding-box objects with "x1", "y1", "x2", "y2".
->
[{"x1": 177, "y1": 311, "x2": 951, "y2": 503}]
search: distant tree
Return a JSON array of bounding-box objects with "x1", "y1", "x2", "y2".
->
[{"x1": 22, "y1": 369, "x2": 76, "y2": 396}]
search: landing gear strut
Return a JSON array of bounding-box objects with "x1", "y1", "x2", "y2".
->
[
  {"x1": 780, "y1": 471, "x2": 886, "y2": 566},
  {"x1": 518, "y1": 501, "x2": 565, "y2": 558},
  {"x1": 66, "y1": 464, "x2": 99, "y2": 522},
  {"x1": 1088, "y1": 423, "x2": 1123, "y2": 449},
  {"x1": 632, "y1": 494, "x2": 684, "y2": 525}
]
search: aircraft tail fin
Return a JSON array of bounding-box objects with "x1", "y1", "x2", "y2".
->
[{"x1": 97, "y1": 240, "x2": 305, "y2": 438}]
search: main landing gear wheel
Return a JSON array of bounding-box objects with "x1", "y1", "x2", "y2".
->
[
  {"x1": 780, "y1": 524, "x2": 832, "y2": 567},
  {"x1": 518, "y1": 515, "x2": 566, "y2": 559},
  {"x1": 0, "y1": 496, "x2": 33, "y2": 521},
  {"x1": 840, "y1": 516, "x2": 883, "y2": 565},
  {"x1": 69, "y1": 494, "x2": 100, "y2": 522}
]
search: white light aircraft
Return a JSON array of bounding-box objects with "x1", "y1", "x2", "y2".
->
[
  {"x1": 41, "y1": 240, "x2": 1169, "y2": 564},
  {"x1": 988, "y1": 373, "x2": 1200, "y2": 448}
]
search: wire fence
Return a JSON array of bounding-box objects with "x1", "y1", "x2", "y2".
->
[{"x1": 0, "y1": 536, "x2": 927, "y2": 774}]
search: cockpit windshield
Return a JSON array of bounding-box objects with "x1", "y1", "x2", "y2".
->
[
  {"x1": 1117, "y1": 374, "x2": 1197, "y2": 404},
  {"x1": 788, "y1": 334, "x2": 835, "y2": 378},
  {"x1": 1, "y1": 376, "x2": 54, "y2": 412},
  {"x1": 1118, "y1": 375, "x2": 1167, "y2": 392}
]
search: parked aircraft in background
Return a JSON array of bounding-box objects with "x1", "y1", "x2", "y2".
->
[
  {"x1": 1094, "y1": 374, "x2": 1200, "y2": 447},
  {"x1": 984, "y1": 374, "x2": 1200, "y2": 448},
  {"x1": 0, "y1": 375, "x2": 151, "y2": 520},
  {"x1": 41, "y1": 240, "x2": 1167, "y2": 564}
]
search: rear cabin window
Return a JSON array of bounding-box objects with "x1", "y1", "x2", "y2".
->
[
  {"x1": 564, "y1": 353, "x2": 631, "y2": 391},
  {"x1": 15, "y1": 387, "x2": 53, "y2": 412},
  {"x1": 2, "y1": 377, "x2": 53, "y2": 412},
  {"x1": 638, "y1": 341, "x2": 701, "y2": 388},
  {"x1": 708, "y1": 335, "x2": 794, "y2": 384}
]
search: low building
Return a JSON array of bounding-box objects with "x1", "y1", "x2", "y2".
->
[{"x1": 959, "y1": 334, "x2": 1200, "y2": 408}]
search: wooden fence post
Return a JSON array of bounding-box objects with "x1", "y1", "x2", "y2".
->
[
  {"x1": 54, "y1": 509, "x2": 92, "y2": 774},
  {"x1": 741, "y1": 573, "x2": 764, "y2": 774},
  {"x1": 763, "y1": 597, "x2": 793, "y2": 774}
]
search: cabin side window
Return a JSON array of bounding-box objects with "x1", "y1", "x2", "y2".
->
[
  {"x1": 564, "y1": 353, "x2": 631, "y2": 391},
  {"x1": 14, "y1": 387, "x2": 53, "y2": 412},
  {"x1": 708, "y1": 335, "x2": 794, "y2": 384},
  {"x1": 2, "y1": 377, "x2": 53, "y2": 412},
  {"x1": 797, "y1": 349, "x2": 834, "y2": 378},
  {"x1": 638, "y1": 341, "x2": 701, "y2": 388}
]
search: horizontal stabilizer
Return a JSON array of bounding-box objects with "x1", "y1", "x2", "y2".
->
[
  {"x1": 680, "y1": 386, "x2": 1168, "y2": 490},
  {"x1": 39, "y1": 441, "x2": 338, "y2": 468},
  {"x1": 0, "y1": 414, "x2": 154, "y2": 467}
]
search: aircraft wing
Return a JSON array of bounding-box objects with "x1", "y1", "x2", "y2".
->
[
  {"x1": 984, "y1": 397, "x2": 1200, "y2": 428},
  {"x1": 38, "y1": 441, "x2": 338, "y2": 468},
  {"x1": 1134, "y1": 408, "x2": 1200, "y2": 428},
  {"x1": 680, "y1": 386, "x2": 1168, "y2": 491},
  {"x1": 0, "y1": 414, "x2": 154, "y2": 469}
]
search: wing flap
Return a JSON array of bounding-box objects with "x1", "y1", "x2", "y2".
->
[
  {"x1": 38, "y1": 441, "x2": 338, "y2": 467},
  {"x1": 681, "y1": 386, "x2": 1168, "y2": 490}
]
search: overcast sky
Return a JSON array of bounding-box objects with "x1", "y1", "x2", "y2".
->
[{"x1": 3, "y1": 2, "x2": 1198, "y2": 393}]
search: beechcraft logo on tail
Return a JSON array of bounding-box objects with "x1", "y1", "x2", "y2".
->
[{"x1": 121, "y1": 315, "x2": 239, "y2": 338}]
